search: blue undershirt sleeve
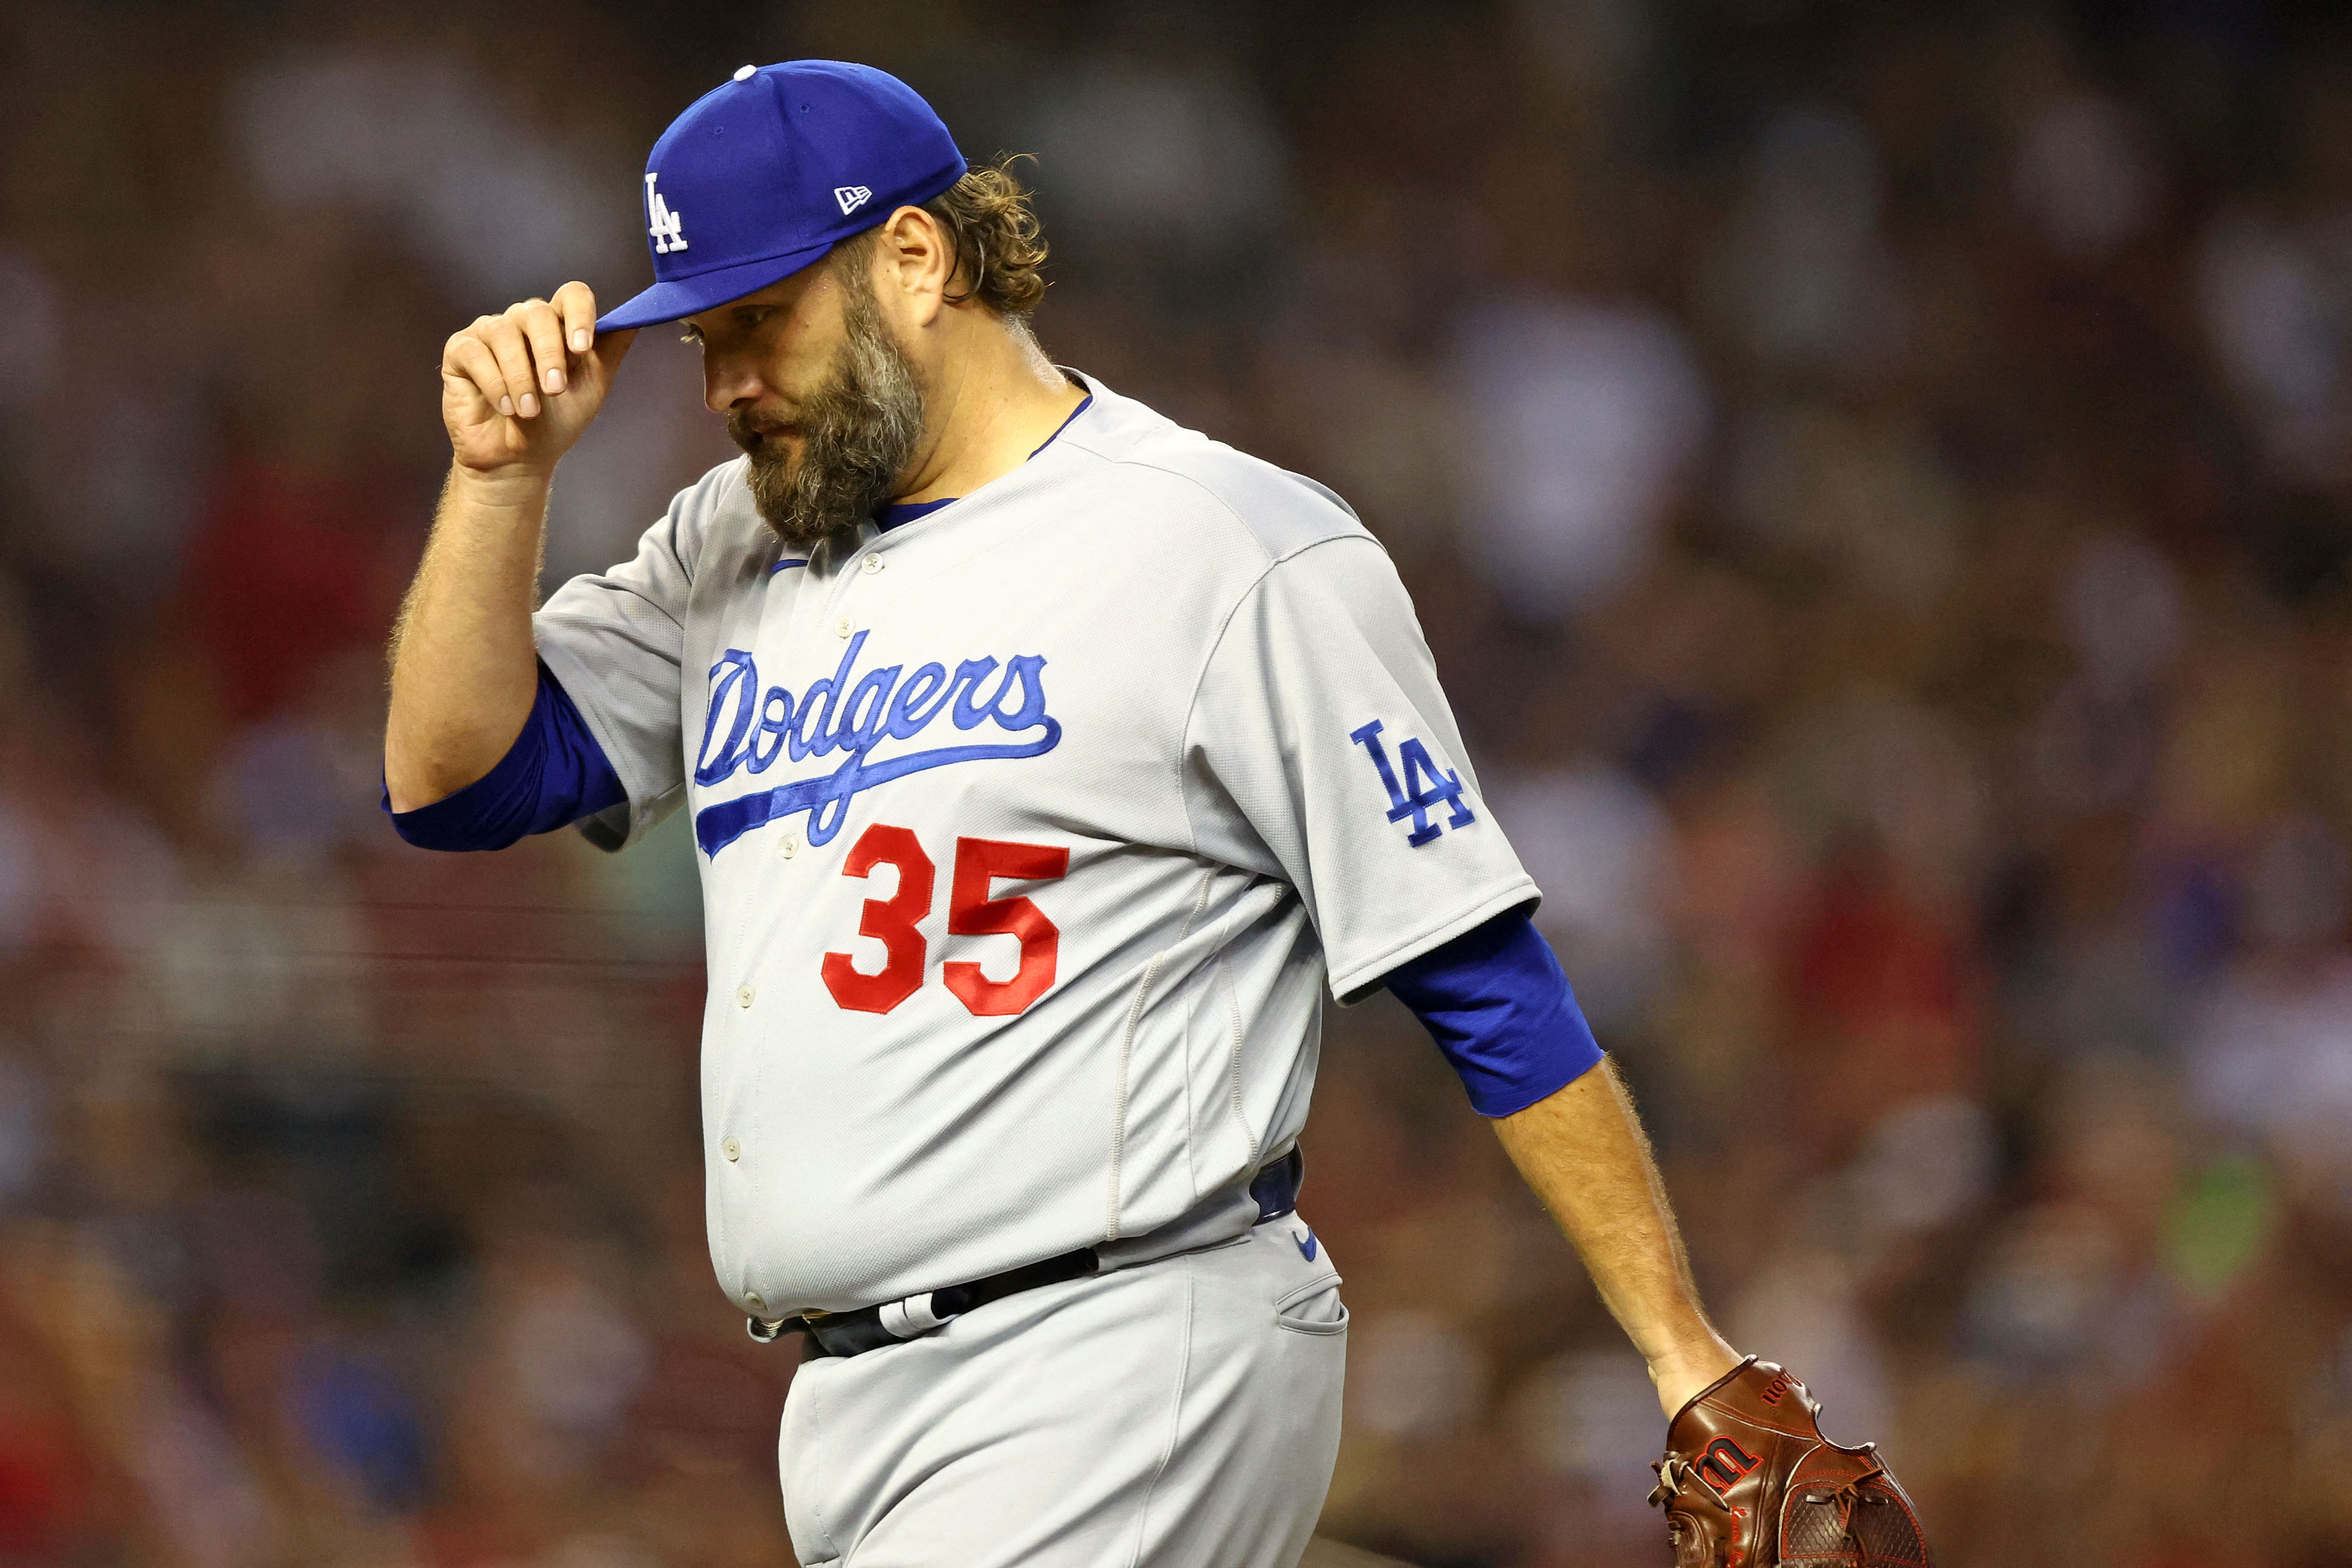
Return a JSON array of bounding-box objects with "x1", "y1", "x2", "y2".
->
[
  {"x1": 383, "y1": 661, "x2": 628, "y2": 852},
  {"x1": 1381, "y1": 909, "x2": 1605, "y2": 1117}
]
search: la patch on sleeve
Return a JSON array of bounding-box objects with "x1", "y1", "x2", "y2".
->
[{"x1": 1349, "y1": 720, "x2": 1476, "y2": 847}]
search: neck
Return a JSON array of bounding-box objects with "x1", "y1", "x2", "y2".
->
[{"x1": 893, "y1": 317, "x2": 1084, "y2": 504}]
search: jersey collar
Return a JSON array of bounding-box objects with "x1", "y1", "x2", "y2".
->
[{"x1": 872, "y1": 386, "x2": 1094, "y2": 533}]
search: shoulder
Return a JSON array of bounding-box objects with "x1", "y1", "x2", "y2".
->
[
  {"x1": 629, "y1": 454, "x2": 783, "y2": 595},
  {"x1": 664, "y1": 455, "x2": 761, "y2": 555},
  {"x1": 1055, "y1": 378, "x2": 1374, "y2": 568},
  {"x1": 541, "y1": 457, "x2": 771, "y2": 614}
]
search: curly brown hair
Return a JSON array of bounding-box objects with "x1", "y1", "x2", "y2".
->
[{"x1": 918, "y1": 156, "x2": 1051, "y2": 320}]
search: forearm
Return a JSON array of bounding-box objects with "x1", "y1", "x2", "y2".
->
[
  {"x1": 384, "y1": 465, "x2": 552, "y2": 810},
  {"x1": 1491, "y1": 1059, "x2": 1737, "y2": 1406}
]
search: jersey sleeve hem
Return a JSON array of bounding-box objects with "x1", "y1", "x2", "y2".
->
[
  {"x1": 533, "y1": 632, "x2": 680, "y2": 853},
  {"x1": 1327, "y1": 875, "x2": 1543, "y2": 1006}
]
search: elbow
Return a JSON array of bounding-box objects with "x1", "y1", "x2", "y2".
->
[
  {"x1": 380, "y1": 743, "x2": 515, "y2": 852},
  {"x1": 383, "y1": 768, "x2": 442, "y2": 818},
  {"x1": 381, "y1": 667, "x2": 616, "y2": 854},
  {"x1": 382, "y1": 735, "x2": 497, "y2": 816},
  {"x1": 1481, "y1": 1051, "x2": 1607, "y2": 1121},
  {"x1": 381, "y1": 763, "x2": 530, "y2": 853},
  {"x1": 384, "y1": 680, "x2": 536, "y2": 813}
]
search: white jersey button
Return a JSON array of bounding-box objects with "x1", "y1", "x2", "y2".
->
[
  {"x1": 835, "y1": 615, "x2": 854, "y2": 638},
  {"x1": 736, "y1": 984, "x2": 755, "y2": 1008},
  {"x1": 779, "y1": 833, "x2": 800, "y2": 859},
  {"x1": 733, "y1": 64, "x2": 756, "y2": 81},
  {"x1": 862, "y1": 554, "x2": 884, "y2": 574},
  {"x1": 722, "y1": 1137, "x2": 740, "y2": 1161}
]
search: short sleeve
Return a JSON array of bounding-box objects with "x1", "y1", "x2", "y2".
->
[
  {"x1": 1183, "y1": 535, "x2": 1539, "y2": 1001},
  {"x1": 532, "y1": 490, "x2": 698, "y2": 851}
]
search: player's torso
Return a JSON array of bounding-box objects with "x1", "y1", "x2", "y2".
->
[
  {"x1": 682, "y1": 472, "x2": 1224, "y2": 977},
  {"x1": 673, "y1": 452, "x2": 1320, "y2": 1312}
]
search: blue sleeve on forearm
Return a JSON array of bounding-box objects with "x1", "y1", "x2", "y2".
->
[
  {"x1": 1382, "y1": 909, "x2": 1605, "y2": 1117},
  {"x1": 383, "y1": 661, "x2": 627, "y2": 852}
]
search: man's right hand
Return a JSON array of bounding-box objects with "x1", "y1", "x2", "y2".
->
[{"x1": 441, "y1": 282, "x2": 636, "y2": 476}]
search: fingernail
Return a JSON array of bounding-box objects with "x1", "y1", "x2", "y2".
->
[
  {"x1": 544, "y1": 367, "x2": 564, "y2": 393},
  {"x1": 572, "y1": 330, "x2": 591, "y2": 351},
  {"x1": 519, "y1": 393, "x2": 539, "y2": 417},
  {"x1": 499, "y1": 396, "x2": 514, "y2": 416}
]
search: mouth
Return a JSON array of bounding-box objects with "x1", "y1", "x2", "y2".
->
[{"x1": 735, "y1": 419, "x2": 800, "y2": 457}]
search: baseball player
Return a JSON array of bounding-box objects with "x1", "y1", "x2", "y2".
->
[{"x1": 383, "y1": 58, "x2": 1849, "y2": 1568}]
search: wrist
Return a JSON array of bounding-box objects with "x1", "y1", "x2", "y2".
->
[
  {"x1": 448, "y1": 459, "x2": 557, "y2": 509},
  {"x1": 1647, "y1": 1330, "x2": 1740, "y2": 1376},
  {"x1": 1646, "y1": 1332, "x2": 1742, "y2": 1418}
]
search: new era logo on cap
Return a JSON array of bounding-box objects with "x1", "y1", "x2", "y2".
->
[{"x1": 834, "y1": 186, "x2": 873, "y2": 215}]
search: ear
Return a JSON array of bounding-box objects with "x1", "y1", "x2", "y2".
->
[{"x1": 871, "y1": 205, "x2": 954, "y2": 329}]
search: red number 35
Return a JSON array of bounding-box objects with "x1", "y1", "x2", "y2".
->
[{"x1": 820, "y1": 824, "x2": 1069, "y2": 1017}]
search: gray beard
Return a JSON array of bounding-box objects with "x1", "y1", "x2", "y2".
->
[{"x1": 731, "y1": 285, "x2": 926, "y2": 551}]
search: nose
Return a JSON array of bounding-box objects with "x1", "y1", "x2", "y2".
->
[{"x1": 703, "y1": 349, "x2": 764, "y2": 416}]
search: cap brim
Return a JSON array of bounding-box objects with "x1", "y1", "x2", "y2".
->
[{"x1": 594, "y1": 238, "x2": 837, "y2": 333}]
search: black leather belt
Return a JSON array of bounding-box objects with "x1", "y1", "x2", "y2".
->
[
  {"x1": 1250, "y1": 1144, "x2": 1304, "y2": 1223},
  {"x1": 754, "y1": 1147, "x2": 1304, "y2": 1359}
]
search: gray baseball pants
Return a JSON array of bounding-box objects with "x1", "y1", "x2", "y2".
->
[{"x1": 778, "y1": 1215, "x2": 1348, "y2": 1566}]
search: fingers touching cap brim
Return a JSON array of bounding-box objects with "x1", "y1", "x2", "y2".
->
[{"x1": 593, "y1": 241, "x2": 834, "y2": 333}]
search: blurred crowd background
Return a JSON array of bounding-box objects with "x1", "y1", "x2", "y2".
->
[{"x1": 3, "y1": 1, "x2": 2351, "y2": 1564}]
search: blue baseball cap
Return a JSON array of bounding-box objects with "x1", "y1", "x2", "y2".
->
[{"x1": 595, "y1": 61, "x2": 967, "y2": 333}]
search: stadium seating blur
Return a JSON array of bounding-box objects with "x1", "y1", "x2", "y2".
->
[{"x1": 2, "y1": 4, "x2": 2350, "y2": 1564}]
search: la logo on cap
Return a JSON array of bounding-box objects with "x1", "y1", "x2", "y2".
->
[
  {"x1": 834, "y1": 186, "x2": 873, "y2": 215},
  {"x1": 645, "y1": 172, "x2": 688, "y2": 254}
]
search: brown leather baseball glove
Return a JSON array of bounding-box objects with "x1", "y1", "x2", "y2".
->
[{"x1": 1648, "y1": 1356, "x2": 1932, "y2": 1567}]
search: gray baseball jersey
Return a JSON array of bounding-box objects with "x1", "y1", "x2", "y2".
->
[{"x1": 534, "y1": 372, "x2": 1537, "y2": 1316}]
